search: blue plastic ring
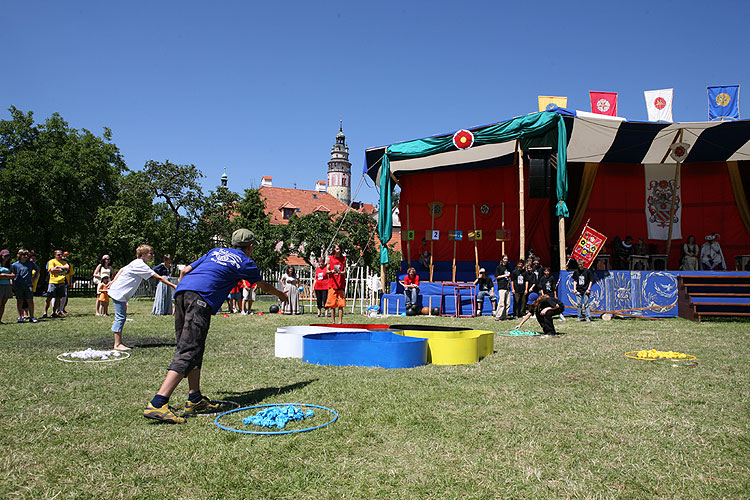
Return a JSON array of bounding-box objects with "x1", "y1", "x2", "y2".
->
[{"x1": 214, "y1": 403, "x2": 338, "y2": 435}]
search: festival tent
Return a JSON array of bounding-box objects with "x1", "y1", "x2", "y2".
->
[{"x1": 366, "y1": 111, "x2": 750, "y2": 274}]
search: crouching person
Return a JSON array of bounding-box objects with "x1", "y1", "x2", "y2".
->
[
  {"x1": 143, "y1": 229, "x2": 288, "y2": 423},
  {"x1": 515, "y1": 291, "x2": 565, "y2": 337}
]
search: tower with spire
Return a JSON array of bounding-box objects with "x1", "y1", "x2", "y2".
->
[
  {"x1": 327, "y1": 120, "x2": 351, "y2": 206},
  {"x1": 220, "y1": 167, "x2": 228, "y2": 187}
]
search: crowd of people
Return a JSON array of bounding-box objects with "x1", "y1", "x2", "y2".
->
[
  {"x1": 3, "y1": 229, "x2": 290, "y2": 424},
  {"x1": 401, "y1": 251, "x2": 598, "y2": 334}
]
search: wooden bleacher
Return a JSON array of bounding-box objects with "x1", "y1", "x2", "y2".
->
[{"x1": 678, "y1": 274, "x2": 750, "y2": 322}]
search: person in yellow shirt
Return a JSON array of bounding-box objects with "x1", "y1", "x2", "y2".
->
[
  {"x1": 44, "y1": 249, "x2": 69, "y2": 318},
  {"x1": 60, "y1": 251, "x2": 74, "y2": 315}
]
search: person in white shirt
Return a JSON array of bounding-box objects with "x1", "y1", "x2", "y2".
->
[
  {"x1": 108, "y1": 244, "x2": 176, "y2": 350},
  {"x1": 700, "y1": 233, "x2": 726, "y2": 270}
]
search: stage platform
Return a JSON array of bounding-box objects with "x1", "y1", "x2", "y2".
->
[{"x1": 382, "y1": 269, "x2": 750, "y2": 318}]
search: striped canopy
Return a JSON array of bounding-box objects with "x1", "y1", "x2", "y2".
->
[{"x1": 365, "y1": 113, "x2": 750, "y2": 182}]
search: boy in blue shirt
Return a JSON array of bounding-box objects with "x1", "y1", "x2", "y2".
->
[
  {"x1": 143, "y1": 229, "x2": 288, "y2": 424},
  {"x1": 11, "y1": 249, "x2": 39, "y2": 323}
]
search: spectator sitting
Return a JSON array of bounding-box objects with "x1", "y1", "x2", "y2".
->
[
  {"x1": 400, "y1": 267, "x2": 420, "y2": 310},
  {"x1": 680, "y1": 235, "x2": 699, "y2": 271},
  {"x1": 700, "y1": 233, "x2": 726, "y2": 270},
  {"x1": 473, "y1": 268, "x2": 496, "y2": 317}
]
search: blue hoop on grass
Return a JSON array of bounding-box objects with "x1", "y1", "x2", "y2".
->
[{"x1": 214, "y1": 403, "x2": 338, "y2": 435}]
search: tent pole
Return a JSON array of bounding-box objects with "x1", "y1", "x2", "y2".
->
[
  {"x1": 501, "y1": 202, "x2": 506, "y2": 256},
  {"x1": 429, "y1": 208, "x2": 435, "y2": 281},
  {"x1": 665, "y1": 129, "x2": 684, "y2": 268},
  {"x1": 452, "y1": 204, "x2": 458, "y2": 282},
  {"x1": 406, "y1": 204, "x2": 411, "y2": 267},
  {"x1": 380, "y1": 264, "x2": 386, "y2": 300},
  {"x1": 472, "y1": 204, "x2": 479, "y2": 277},
  {"x1": 558, "y1": 215, "x2": 566, "y2": 271},
  {"x1": 517, "y1": 140, "x2": 526, "y2": 261}
]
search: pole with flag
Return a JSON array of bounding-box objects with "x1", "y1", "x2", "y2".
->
[
  {"x1": 644, "y1": 88, "x2": 674, "y2": 122},
  {"x1": 708, "y1": 85, "x2": 740, "y2": 121},
  {"x1": 589, "y1": 91, "x2": 618, "y2": 116},
  {"x1": 570, "y1": 222, "x2": 607, "y2": 269}
]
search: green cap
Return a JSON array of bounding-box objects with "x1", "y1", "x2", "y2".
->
[{"x1": 231, "y1": 228, "x2": 257, "y2": 247}]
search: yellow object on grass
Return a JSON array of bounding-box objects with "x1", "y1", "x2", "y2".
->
[
  {"x1": 625, "y1": 349, "x2": 696, "y2": 361},
  {"x1": 396, "y1": 329, "x2": 494, "y2": 365}
]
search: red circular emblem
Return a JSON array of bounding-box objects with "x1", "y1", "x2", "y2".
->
[
  {"x1": 674, "y1": 146, "x2": 686, "y2": 157},
  {"x1": 654, "y1": 97, "x2": 666, "y2": 110},
  {"x1": 453, "y1": 129, "x2": 474, "y2": 150},
  {"x1": 659, "y1": 180, "x2": 668, "y2": 188}
]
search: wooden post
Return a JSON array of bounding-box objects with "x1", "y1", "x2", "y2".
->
[
  {"x1": 558, "y1": 215, "x2": 566, "y2": 271},
  {"x1": 665, "y1": 130, "x2": 684, "y2": 268},
  {"x1": 517, "y1": 140, "x2": 526, "y2": 261},
  {"x1": 452, "y1": 204, "x2": 458, "y2": 282},
  {"x1": 501, "y1": 202, "x2": 506, "y2": 256},
  {"x1": 380, "y1": 264, "x2": 386, "y2": 301},
  {"x1": 472, "y1": 204, "x2": 479, "y2": 277},
  {"x1": 429, "y1": 208, "x2": 435, "y2": 282},
  {"x1": 406, "y1": 204, "x2": 411, "y2": 267}
]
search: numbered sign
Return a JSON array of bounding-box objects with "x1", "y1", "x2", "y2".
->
[
  {"x1": 403, "y1": 230, "x2": 415, "y2": 241},
  {"x1": 495, "y1": 229, "x2": 510, "y2": 241},
  {"x1": 468, "y1": 230, "x2": 482, "y2": 241},
  {"x1": 449, "y1": 230, "x2": 463, "y2": 241}
]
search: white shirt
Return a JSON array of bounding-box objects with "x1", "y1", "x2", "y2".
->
[{"x1": 107, "y1": 259, "x2": 156, "y2": 302}]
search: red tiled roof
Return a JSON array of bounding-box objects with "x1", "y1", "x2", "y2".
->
[
  {"x1": 259, "y1": 186, "x2": 353, "y2": 225},
  {"x1": 284, "y1": 255, "x2": 309, "y2": 266},
  {"x1": 358, "y1": 203, "x2": 376, "y2": 215}
]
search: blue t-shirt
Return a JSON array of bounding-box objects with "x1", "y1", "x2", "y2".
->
[
  {"x1": 11, "y1": 261, "x2": 39, "y2": 287},
  {"x1": 176, "y1": 248, "x2": 262, "y2": 314},
  {"x1": 0, "y1": 266, "x2": 10, "y2": 285}
]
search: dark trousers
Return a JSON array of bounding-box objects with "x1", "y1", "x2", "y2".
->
[
  {"x1": 315, "y1": 289, "x2": 327, "y2": 310},
  {"x1": 168, "y1": 291, "x2": 212, "y2": 375},
  {"x1": 514, "y1": 292, "x2": 527, "y2": 318},
  {"x1": 536, "y1": 310, "x2": 557, "y2": 335}
]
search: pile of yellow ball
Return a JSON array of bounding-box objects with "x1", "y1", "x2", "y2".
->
[{"x1": 636, "y1": 349, "x2": 688, "y2": 359}]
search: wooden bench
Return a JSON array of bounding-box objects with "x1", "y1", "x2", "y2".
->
[{"x1": 678, "y1": 275, "x2": 750, "y2": 321}]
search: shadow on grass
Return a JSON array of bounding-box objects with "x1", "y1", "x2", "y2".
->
[
  {"x1": 83, "y1": 336, "x2": 176, "y2": 350},
  {"x1": 217, "y1": 379, "x2": 318, "y2": 407}
]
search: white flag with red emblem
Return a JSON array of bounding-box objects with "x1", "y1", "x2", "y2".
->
[
  {"x1": 644, "y1": 88, "x2": 673, "y2": 122},
  {"x1": 644, "y1": 164, "x2": 681, "y2": 240}
]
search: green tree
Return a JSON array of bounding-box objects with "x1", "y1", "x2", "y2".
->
[
  {"x1": 95, "y1": 169, "x2": 162, "y2": 266},
  {"x1": 195, "y1": 186, "x2": 241, "y2": 253},
  {"x1": 285, "y1": 211, "x2": 337, "y2": 266},
  {"x1": 231, "y1": 189, "x2": 284, "y2": 272},
  {"x1": 0, "y1": 107, "x2": 126, "y2": 265},
  {"x1": 126, "y1": 160, "x2": 205, "y2": 261}
]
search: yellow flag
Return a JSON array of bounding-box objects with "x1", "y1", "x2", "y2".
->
[{"x1": 538, "y1": 96, "x2": 568, "y2": 112}]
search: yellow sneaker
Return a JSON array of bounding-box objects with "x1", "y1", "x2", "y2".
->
[
  {"x1": 183, "y1": 396, "x2": 220, "y2": 416},
  {"x1": 143, "y1": 403, "x2": 186, "y2": 424}
]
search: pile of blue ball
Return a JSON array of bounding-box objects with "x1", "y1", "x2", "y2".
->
[
  {"x1": 507, "y1": 329, "x2": 540, "y2": 336},
  {"x1": 243, "y1": 405, "x2": 315, "y2": 429}
]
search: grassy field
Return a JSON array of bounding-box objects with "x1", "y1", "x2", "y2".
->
[{"x1": 0, "y1": 298, "x2": 748, "y2": 499}]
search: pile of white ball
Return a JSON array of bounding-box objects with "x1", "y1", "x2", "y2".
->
[{"x1": 61, "y1": 348, "x2": 123, "y2": 361}]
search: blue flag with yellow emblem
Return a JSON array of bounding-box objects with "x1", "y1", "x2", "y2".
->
[{"x1": 708, "y1": 85, "x2": 740, "y2": 120}]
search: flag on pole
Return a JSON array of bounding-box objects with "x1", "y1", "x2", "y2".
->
[
  {"x1": 538, "y1": 96, "x2": 568, "y2": 112},
  {"x1": 570, "y1": 225, "x2": 607, "y2": 269},
  {"x1": 644, "y1": 164, "x2": 682, "y2": 240},
  {"x1": 708, "y1": 85, "x2": 740, "y2": 120},
  {"x1": 644, "y1": 88, "x2": 673, "y2": 122},
  {"x1": 589, "y1": 91, "x2": 618, "y2": 116}
]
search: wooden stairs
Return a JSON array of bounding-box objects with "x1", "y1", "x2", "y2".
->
[{"x1": 678, "y1": 274, "x2": 750, "y2": 321}]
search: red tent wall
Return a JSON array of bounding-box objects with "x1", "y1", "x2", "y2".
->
[
  {"x1": 578, "y1": 162, "x2": 750, "y2": 269},
  {"x1": 398, "y1": 165, "x2": 551, "y2": 267}
]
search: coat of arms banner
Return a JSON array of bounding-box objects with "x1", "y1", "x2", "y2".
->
[{"x1": 644, "y1": 164, "x2": 681, "y2": 240}]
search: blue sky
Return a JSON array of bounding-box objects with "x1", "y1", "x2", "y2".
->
[{"x1": 3, "y1": 1, "x2": 748, "y2": 205}]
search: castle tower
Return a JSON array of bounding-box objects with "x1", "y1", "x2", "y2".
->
[{"x1": 327, "y1": 121, "x2": 351, "y2": 206}]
